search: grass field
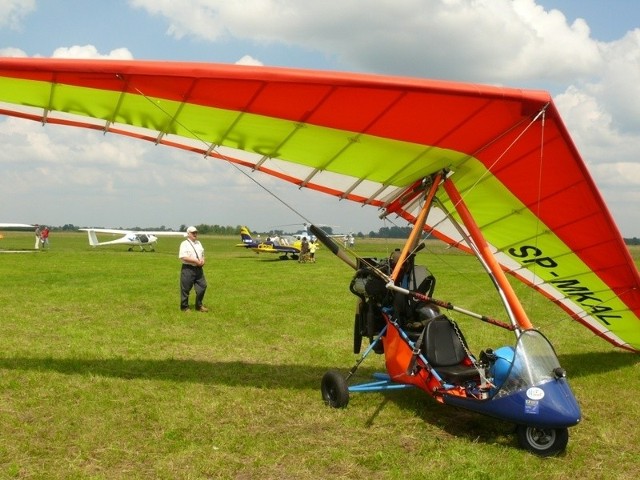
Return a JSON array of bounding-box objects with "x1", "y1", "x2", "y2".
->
[{"x1": 1, "y1": 231, "x2": 638, "y2": 479}]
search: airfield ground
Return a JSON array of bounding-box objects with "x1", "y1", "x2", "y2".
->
[{"x1": 1, "y1": 232, "x2": 638, "y2": 479}]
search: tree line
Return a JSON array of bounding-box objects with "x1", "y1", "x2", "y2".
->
[{"x1": 38, "y1": 224, "x2": 640, "y2": 245}]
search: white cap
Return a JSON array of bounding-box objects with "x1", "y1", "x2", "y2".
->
[{"x1": 186, "y1": 226, "x2": 198, "y2": 233}]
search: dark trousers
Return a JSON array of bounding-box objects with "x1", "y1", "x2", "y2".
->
[{"x1": 180, "y1": 265, "x2": 207, "y2": 310}]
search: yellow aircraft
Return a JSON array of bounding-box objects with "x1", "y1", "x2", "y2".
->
[{"x1": 236, "y1": 226, "x2": 318, "y2": 261}]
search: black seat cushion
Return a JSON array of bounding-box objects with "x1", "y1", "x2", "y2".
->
[
  {"x1": 424, "y1": 317, "x2": 467, "y2": 367},
  {"x1": 423, "y1": 317, "x2": 478, "y2": 384}
]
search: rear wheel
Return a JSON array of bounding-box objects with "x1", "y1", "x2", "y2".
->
[
  {"x1": 321, "y1": 370, "x2": 349, "y2": 408},
  {"x1": 516, "y1": 425, "x2": 569, "y2": 457}
]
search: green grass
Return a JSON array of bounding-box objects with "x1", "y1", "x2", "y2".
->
[{"x1": 1, "y1": 232, "x2": 639, "y2": 479}]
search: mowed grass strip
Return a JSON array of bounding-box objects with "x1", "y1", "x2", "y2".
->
[{"x1": 0, "y1": 232, "x2": 638, "y2": 479}]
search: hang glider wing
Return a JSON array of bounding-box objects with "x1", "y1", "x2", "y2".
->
[{"x1": 0, "y1": 58, "x2": 638, "y2": 351}]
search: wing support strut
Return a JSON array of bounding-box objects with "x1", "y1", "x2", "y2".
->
[
  {"x1": 389, "y1": 172, "x2": 443, "y2": 283},
  {"x1": 442, "y1": 177, "x2": 533, "y2": 330}
]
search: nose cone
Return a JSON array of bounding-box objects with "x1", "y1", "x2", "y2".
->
[
  {"x1": 443, "y1": 378, "x2": 581, "y2": 428},
  {"x1": 532, "y1": 379, "x2": 581, "y2": 427}
]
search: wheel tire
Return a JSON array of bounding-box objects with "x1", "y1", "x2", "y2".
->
[
  {"x1": 321, "y1": 370, "x2": 349, "y2": 408},
  {"x1": 516, "y1": 425, "x2": 569, "y2": 457}
]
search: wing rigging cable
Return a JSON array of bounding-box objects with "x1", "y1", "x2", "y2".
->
[{"x1": 0, "y1": 58, "x2": 637, "y2": 351}]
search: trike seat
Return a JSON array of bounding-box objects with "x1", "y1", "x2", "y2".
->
[{"x1": 423, "y1": 316, "x2": 479, "y2": 384}]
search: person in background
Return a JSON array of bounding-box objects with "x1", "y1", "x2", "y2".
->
[
  {"x1": 34, "y1": 225, "x2": 41, "y2": 250},
  {"x1": 178, "y1": 226, "x2": 208, "y2": 312},
  {"x1": 308, "y1": 239, "x2": 318, "y2": 262},
  {"x1": 41, "y1": 226, "x2": 50, "y2": 249},
  {"x1": 299, "y1": 237, "x2": 310, "y2": 263}
]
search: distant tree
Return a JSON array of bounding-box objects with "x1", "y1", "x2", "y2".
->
[{"x1": 370, "y1": 226, "x2": 412, "y2": 238}]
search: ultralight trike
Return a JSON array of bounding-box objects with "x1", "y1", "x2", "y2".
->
[{"x1": 312, "y1": 173, "x2": 581, "y2": 457}]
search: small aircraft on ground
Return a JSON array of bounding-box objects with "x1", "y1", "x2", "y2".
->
[
  {"x1": 236, "y1": 226, "x2": 319, "y2": 260},
  {"x1": 80, "y1": 228, "x2": 186, "y2": 251}
]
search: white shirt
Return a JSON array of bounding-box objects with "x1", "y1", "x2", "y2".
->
[{"x1": 179, "y1": 239, "x2": 205, "y2": 264}]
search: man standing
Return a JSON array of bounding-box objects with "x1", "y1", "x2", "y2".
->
[
  {"x1": 179, "y1": 226, "x2": 208, "y2": 312},
  {"x1": 41, "y1": 226, "x2": 50, "y2": 249},
  {"x1": 34, "y1": 225, "x2": 41, "y2": 250}
]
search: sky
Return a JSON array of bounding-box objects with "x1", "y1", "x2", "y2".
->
[{"x1": 0, "y1": 0, "x2": 638, "y2": 236}]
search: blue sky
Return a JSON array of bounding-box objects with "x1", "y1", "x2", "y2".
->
[
  {"x1": 0, "y1": 0, "x2": 638, "y2": 236},
  {"x1": 538, "y1": 0, "x2": 639, "y2": 41}
]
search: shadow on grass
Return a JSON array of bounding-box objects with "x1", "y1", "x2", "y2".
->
[
  {"x1": 0, "y1": 354, "x2": 519, "y2": 448},
  {"x1": 232, "y1": 256, "x2": 293, "y2": 263},
  {"x1": 345, "y1": 378, "x2": 520, "y2": 450},
  {"x1": 0, "y1": 355, "x2": 338, "y2": 389},
  {"x1": 557, "y1": 350, "x2": 639, "y2": 377},
  {"x1": 3, "y1": 348, "x2": 635, "y2": 391}
]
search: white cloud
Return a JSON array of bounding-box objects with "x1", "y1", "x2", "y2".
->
[
  {"x1": 0, "y1": 0, "x2": 35, "y2": 30},
  {"x1": 51, "y1": 45, "x2": 134, "y2": 60},
  {"x1": 0, "y1": 46, "x2": 27, "y2": 57},
  {"x1": 552, "y1": 29, "x2": 640, "y2": 195},
  {"x1": 593, "y1": 30, "x2": 640, "y2": 133},
  {"x1": 129, "y1": 0, "x2": 227, "y2": 41},
  {"x1": 128, "y1": 0, "x2": 603, "y2": 84},
  {"x1": 235, "y1": 55, "x2": 263, "y2": 66},
  {"x1": 0, "y1": 111, "x2": 258, "y2": 228}
]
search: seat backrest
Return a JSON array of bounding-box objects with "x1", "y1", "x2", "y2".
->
[
  {"x1": 411, "y1": 265, "x2": 436, "y2": 296},
  {"x1": 423, "y1": 317, "x2": 467, "y2": 367}
]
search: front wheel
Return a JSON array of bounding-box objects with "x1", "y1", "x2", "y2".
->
[
  {"x1": 516, "y1": 425, "x2": 569, "y2": 457},
  {"x1": 321, "y1": 370, "x2": 349, "y2": 408}
]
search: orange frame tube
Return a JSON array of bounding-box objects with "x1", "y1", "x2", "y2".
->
[
  {"x1": 390, "y1": 172, "x2": 443, "y2": 283},
  {"x1": 443, "y1": 177, "x2": 533, "y2": 330}
]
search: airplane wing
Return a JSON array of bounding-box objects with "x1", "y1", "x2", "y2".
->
[
  {"x1": 0, "y1": 58, "x2": 638, "y2": 351},
  {"x1": 251, "y1": 244, "x2": 300, "y2": 255},
  {"x1": 0, "y1": 223, "x2": 35, "y2": 229},
  {"x1": 79, "y1": 228, "x2": 185, "y2": 236},
  {"x1": 79, "y1": 228, "x2": 130, "y2": 235}
]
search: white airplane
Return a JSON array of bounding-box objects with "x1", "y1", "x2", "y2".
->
[
  {"x1": 79, "y1": 228, "x2": 186, "y2": 251},
  {"x1": 0, "y1": 223, "x2": 35, "y2": 229}
]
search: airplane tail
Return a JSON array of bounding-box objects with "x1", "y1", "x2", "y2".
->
[
  {"x1": 238, "y1": 226, "x2": 254, "y2": 246},
  {"x1": 86, "y1": 230, "x2": 99, "y2": 247}
]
